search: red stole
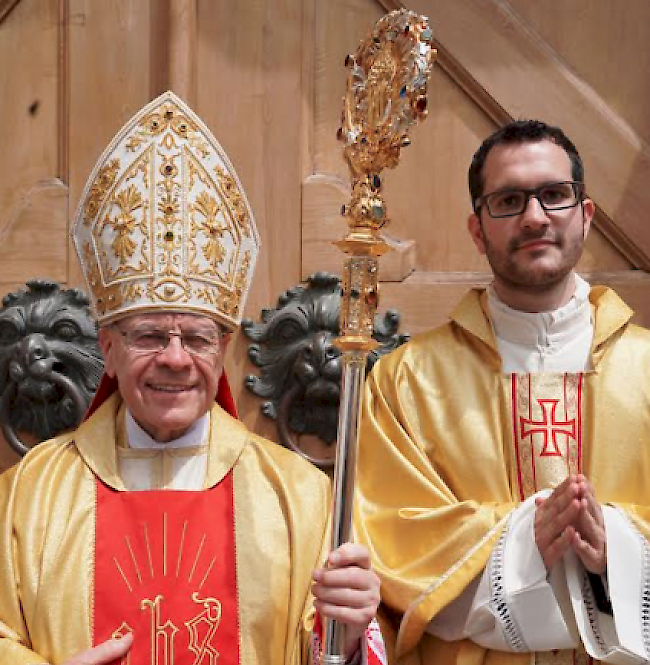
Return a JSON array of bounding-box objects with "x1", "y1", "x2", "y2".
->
[{"x1": 93, "y1": 474, "x2": 240, "y2": 665}]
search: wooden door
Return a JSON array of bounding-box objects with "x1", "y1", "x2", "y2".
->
[{"x1": 1, "y1": 0, "x2": 650, "y2": 470}]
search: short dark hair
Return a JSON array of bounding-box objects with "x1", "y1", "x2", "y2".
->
[{"x1": 468, "y1": 119, "x2": 584, "y2": 211}]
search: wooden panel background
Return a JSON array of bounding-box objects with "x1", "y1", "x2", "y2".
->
[{"x1": 1, "y1": 0, "x2": 649, "y2": 470}]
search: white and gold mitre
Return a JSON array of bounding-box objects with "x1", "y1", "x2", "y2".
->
[{"x1": 72, "y1": 91, "x2": 260, "y2": 331}]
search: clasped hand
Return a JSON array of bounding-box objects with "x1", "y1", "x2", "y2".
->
[{"x1": 534, "y1": 474, "x2": 606, "y2": 574}]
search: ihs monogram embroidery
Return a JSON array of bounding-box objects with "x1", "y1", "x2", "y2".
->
[
  {"x1": 94, "y1": 477, "x2": 240, "y2": 665},
  {"x1": 112, "y1": 593, "x2": 221, "y2": 665}
]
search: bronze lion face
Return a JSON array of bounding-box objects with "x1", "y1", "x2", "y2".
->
[
  {"x1": 242, "y1": 272, "x2": 408, "y2": 467},
  {"x1": 0, "y1": 279, "x2": 104, "y2": 454}
]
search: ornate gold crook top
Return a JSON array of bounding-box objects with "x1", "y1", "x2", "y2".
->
[{"x1": 337, "y1": 9, "x2": 437, "y2": 247}]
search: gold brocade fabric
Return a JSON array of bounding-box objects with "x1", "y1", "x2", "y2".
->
[
  {"x1": 0, "y1": 393, "x2": 330, "y2": 665},
  {"x1": 355, "y1": 286, "x2": 650, "y2": 665}
]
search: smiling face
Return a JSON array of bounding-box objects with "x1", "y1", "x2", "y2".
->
[
  {"x1": 99, "y1": 312, "x2": 230, "y2": 442},
  {"x1": 468, "y1": 139, "x2": 594, "y2": 311}
]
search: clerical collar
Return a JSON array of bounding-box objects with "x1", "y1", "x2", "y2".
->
[
  {"x1": 125, "y1": 410, "x2": 209, "y2": 450},
  {"x1": 487, "y1": 274, "x2": 592, "y2": 347}
]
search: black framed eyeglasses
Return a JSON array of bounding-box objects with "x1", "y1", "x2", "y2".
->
[
  {"x1": 474, "y1": 181, "x2": 585, "y2": 218},
  {"x1": 113, "y1": 326, "x2": 221, "y2": 357}
]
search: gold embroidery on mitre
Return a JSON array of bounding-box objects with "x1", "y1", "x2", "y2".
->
[
  {"x1": 84, "y1": 158, "x2": 121, "y2": 225},
  {"x1": 72, "y1": 91, "x2": 260, "y2": 329},
  {"x1": 214, "y1": 165, "x2": 252, "y2": 239}
]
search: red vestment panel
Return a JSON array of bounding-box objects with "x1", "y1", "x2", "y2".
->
[{"x1": 94, "y1": 475, "x2": 240, "y2": 665}]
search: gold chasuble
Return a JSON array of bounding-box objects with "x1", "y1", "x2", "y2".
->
[
  {"x1": 355, "y1": 286, "x2": 650, "y2": 665},
  {"x1": 0, "y1": 393, "x2": 330, "y2": 665}
]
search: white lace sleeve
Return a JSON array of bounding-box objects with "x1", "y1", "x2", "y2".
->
[
  {"x1": 428, "y1": 492, "x2": 577, "y2": 651},
  {"x1": 565, "y1": 505, "x2": 650, "y2": 664}
]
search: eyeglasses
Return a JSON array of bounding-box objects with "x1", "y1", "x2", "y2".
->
[
  {"x1": 474, "y1": 181, "x2": 585, "y2": 218},
  {"x1": 113, "y1": 326, "x2": 221, "y2": 357}
]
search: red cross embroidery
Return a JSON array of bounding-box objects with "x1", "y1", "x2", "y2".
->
[{"x1": 519, "y1": 399, "x2": 576, "y2": 457}]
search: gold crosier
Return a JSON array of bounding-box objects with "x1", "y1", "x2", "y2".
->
[{"x1": 322, "y1": 10, "x2": 436, "y2": 664}]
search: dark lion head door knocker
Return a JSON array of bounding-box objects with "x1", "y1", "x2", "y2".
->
[
  {"x1": 0, "y1": 279, "x2": 104, "y2": 455},
  {"x1": 242, "y1": 272, "x2": 408, "y2": 468}
]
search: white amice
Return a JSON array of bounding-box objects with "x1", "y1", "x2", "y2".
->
[
  {"x1": 488, "y1": 273, "x2": 593, "y2": 373},
  {"x1": 117, "y1": 409, "x2": 210, "y2": 490}
]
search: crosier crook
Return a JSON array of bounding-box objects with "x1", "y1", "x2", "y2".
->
[{"x1": 321, "y1": 10, "x2": 436, "y2": 665}]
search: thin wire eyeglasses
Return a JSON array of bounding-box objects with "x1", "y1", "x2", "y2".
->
[
  {"x1": 113, "y1": 326, "x2": 222, "y2": 357},
  {"x1": 474, "y1": 181, "x2": 585, "y2": 218}
]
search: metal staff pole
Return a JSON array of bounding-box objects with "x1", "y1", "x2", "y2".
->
[{"x1": 321, "y1": 10, "x2": 436, "y2": 665}]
